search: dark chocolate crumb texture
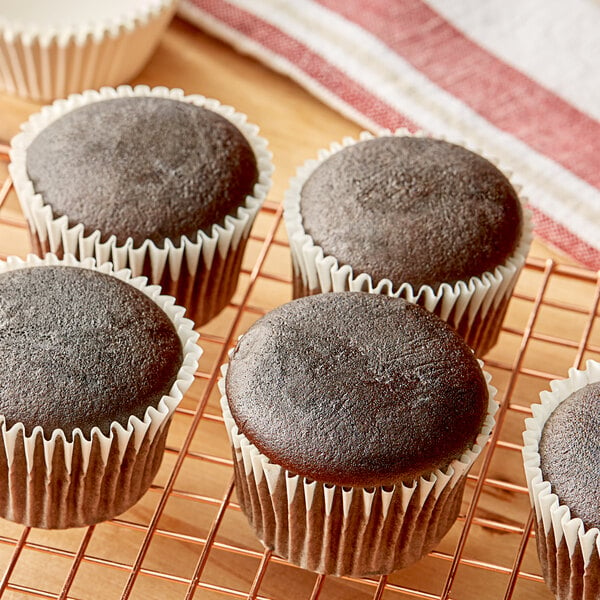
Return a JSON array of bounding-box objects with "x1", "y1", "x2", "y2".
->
[
  {"x1": 0, "y1": 266, "x2": 182, "y2": 438},
  {"x1": 300, "y1": 136, "x2": 522, "y2": 290},
  {"x1": 539, "y1": 381, "x2": 600, "y2": 530},
  {"x1": 25, "y1": 96, "x2": 259, "y2": 247},
  {"x1": 225, "y1": 292, "x2": 489, "y2": 487}
]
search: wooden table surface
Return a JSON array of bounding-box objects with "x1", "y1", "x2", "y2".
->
[{"x1": 0, "y1": 16, "x2": 598, "y2": 600}]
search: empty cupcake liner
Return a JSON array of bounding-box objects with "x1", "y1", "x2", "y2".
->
[
  {"x1": 523, "y1": 360, "x2": 600, "y2": 600},
  {"x1": 0, "y1": 253, "x2": 202, "y2": 528},
  {"x1": 9, "y1": 85, "x2": 273, "y2": 326},
  {"x1": 283, "y1": 129, "x2": 532, "y2": 357},
  {"x1": 219, "y1": 361, "x2": 498, "y2": 576},
  {"x1": 0, "y1": 0, "x2": 176, "y2": 102}
]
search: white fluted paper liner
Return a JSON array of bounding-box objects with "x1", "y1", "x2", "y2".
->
[
  {"x1": 9, "y1": 84, "x2": 273, "y2": 326},
  {"x1": 283, "y1": 129, "x2": 532, "y2": 357},
  {"x1": 0, "y1": 253, "x2": 202, "y2": 528},
  {"x1": 218, "y1": 361, "x2": 498, "y2": 576},
  {"x1": 0, "y1": 0, "x2": 176, "y2": 101},
  {"x1": 522, "y1": 360, "x2": 600, "y2": 599}
]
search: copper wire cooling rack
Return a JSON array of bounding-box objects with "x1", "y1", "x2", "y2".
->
[{"x1": 0, "y1": 143, "x2": 599, "y2": 600}]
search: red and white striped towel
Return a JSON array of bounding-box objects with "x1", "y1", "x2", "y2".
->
[{"x1": 179, "y1": 0, "x2": 600, "y2": 270}]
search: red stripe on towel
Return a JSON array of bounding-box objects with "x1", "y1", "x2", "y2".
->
[{"x1": 317, "y1": 0, "x2": 600, "y2": 189}]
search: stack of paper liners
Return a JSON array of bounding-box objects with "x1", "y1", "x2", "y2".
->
[{"x1": 0, "y1": 0, "x2": 176, "y2": 101}]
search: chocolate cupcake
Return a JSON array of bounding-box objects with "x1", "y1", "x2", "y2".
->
[
  {"x1": 220, "y1": 292, "x2": 497, "y2": 576},
  {"x1": 523, "y1": 360, "x2": 600, "y2": 600},
  {"x1": 284, "y1": 131, "x2": 531, "y2": 356},
  {"x1": 0, "y1": 254, "x2": 201, "y2": 528},
  {"x1": 9, "y1": 85, "x2": 273, "y2": 326}
]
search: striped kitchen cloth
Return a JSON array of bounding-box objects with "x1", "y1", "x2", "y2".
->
[{"x1": 179, "y1": 0, "x2": 600, "y2": 269}]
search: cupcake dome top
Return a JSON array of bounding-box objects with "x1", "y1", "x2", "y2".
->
[
  {"x1": 538, "y1": 381, "x2": 600, "y2": 529},
  {"x1": 225, "y1": 292, "x2": 489, "y2": 487},
  {"x1": 0, "y1": 265, "x2": 182, "y2": 438},
  {"x1": 299, "y1": 136, "x2": 523, "y2": 290},
  {"x1": 25, "y1": 96, "x2": 259, "y2": 247}
]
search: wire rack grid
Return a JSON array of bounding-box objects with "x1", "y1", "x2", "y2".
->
[{"x1": 0, "y1": 143, "x2": 599, "y2": 600}]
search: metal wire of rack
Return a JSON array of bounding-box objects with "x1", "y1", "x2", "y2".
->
[{"x1": 0, "y1": 143, "x2": 599, "y2": 600}]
